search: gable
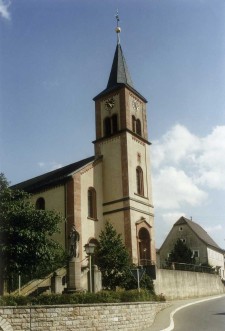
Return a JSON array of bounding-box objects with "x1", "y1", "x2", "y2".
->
[{"x1": 176, "y1": 217, "x2": 223, "y2": 252}]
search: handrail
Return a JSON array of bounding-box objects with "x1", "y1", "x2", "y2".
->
[{"x1": 159, "y1": 261, "x2": 217, "y2": 274}]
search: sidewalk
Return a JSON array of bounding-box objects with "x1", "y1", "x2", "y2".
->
[{"x1": 144, "y1": 295, "x2": 225, "y2": 331}]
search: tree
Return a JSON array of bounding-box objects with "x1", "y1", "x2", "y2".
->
[
  {"x1": 96, "y1": 222, "x2": 131, "y2": 290},
  {"x1": 167, "y1": 239, "x2": 195, "y2": 266},
  {"x1": 0, "y1": 173, "x2": 65, "y2": 291}
]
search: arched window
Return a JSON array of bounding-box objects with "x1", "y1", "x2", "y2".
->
[
  {"x1": 88, "y1": 187, "x2": 97, "y2": 219},
  {"x1": 104, "y1": 117, "x2": 111, "y2": 136},
  {"x1": 112, "y1": 114, "x2": 118, "y2": 133},
  {"x1": 132, "y1": 115, "x2": 136, "y2": 132},
  {"x1": 132, "y1": 116, "x2": 142, "y2": 136},
  {"x1": 36, "y1": 197, "x2": 45, "y2": 210},
  {"x1": 138, "y1": 228, "x2": 151, "y2": 265},
  {"x1": 104, "y1": 115, "x2": 118, "y2": 137},
  {"x1": 136, "y1": 166, "x2": 144, "y2": 196},
  {"x1": 136, "y1": 119, "x2": 142, "y2": 136}
]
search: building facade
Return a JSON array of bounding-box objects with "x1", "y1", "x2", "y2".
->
[
  {"x1": 12, "y1": 29, "x2": 156, "y2": 268},
  {"x1": 158, "y1": 216, "x2": 225, "y2": 279}
]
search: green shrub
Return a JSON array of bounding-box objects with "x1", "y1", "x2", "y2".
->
[
  {"x1": 0, "y1": 290, "x2": 165, "y2": 306},
  {"x1": 0, "y1": 295, "x2": 31, "y2": 306},
  {"x1": 120, "y1": 289, "x2": 154, "y2": 302}
]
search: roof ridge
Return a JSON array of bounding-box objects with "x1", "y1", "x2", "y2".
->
[
  {"x1": 174, "y1": 216, "x2": 223, "y2": 251},
  {"x1": 11, "y1": 156, "x2": 95, "y2": 192}
]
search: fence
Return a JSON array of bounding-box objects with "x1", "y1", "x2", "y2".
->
[{"x1": 159, "y1": 261, "x2": 217, "y2": 274}]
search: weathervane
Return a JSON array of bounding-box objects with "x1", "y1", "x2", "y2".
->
[{"x1": 115, "y1": 9, "x2": 121, "y2": 44}]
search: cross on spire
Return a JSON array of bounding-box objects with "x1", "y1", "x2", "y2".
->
[
  {"x1": 115, "y1": 10, "x2": 121, "y2": 44},
  {"x1": 116, "y1": 9, "x2": 120, "y2": 26}
]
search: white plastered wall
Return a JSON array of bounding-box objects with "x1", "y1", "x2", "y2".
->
[{"x1": 80, "y1": 161, "x2": 104, "y2": 257}]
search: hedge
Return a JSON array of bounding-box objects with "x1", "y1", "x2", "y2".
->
[{"x1": 0, "y1": 290, "x2": 165, "y2": 306}]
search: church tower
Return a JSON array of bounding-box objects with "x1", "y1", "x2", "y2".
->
[{"x1": 93, "y1": 19, "x2": 156, "y2": 265}]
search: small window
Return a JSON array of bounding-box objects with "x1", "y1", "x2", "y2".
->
[
  {"x1": 88, "y1": 187, "x2": 97, "y2": 219},
  {"x1": 136, "y1": 166, "x2": 144, "y2": 196},
  {"x1": 36, "y1": 197, "x2": 45, "y2": 210},
  {"x1": 180, "y1": 238, "x2": 186, "y2": 244},
  {"x1": 137, "y1": 153, "x2": 141, "y2": 164},
  {"x1": 179, "y1": 227, "x2": 183, "y2": 231},
  {"x1": 192, "y1": 250, "x2": 199, "y2": 258}
]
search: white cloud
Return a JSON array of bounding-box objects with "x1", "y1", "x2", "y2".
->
[
  {"x1": 152, "y1": 124, "x2": 225, "y2": 241},
  {"x1": 161, "y1": 211, "x2": 186, "y2": 226},
  {"x1": 195, "y1": 126, "x2": 225, "y2": 189},
  {"x1": 38, "y1": 161, "x2": 63, "y2": 171},
  {"x1": 204, "y1": 224, "x2": 223, "y2": 234},
  {"x1": 0, "y1": 0, "x2": 11, "y2": 20},
  {"x1": 152, "y1": 124, "x2": 200, "y2": 167},
  {"x1": 152, "y1": 124, "x2": 225, "y2": 191},
  {"x1": 153, "y1": 166, "x2": 207, "y2": 209}
]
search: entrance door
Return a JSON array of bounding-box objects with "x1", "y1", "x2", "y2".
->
[{"x1": 138, "y1": 228, "x2": 151, "y2": 266}]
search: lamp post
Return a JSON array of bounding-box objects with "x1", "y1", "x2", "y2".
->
[
  {"x1": 84, "y1": 243, "x2": 95, "y2": 292},
  {"x1": 143, "y1": 248, "x2": 147, "y2": 266}
]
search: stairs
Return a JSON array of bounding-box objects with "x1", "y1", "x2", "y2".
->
[{"x1": 12, "y1": 267, "x2": 67, "y2": 296}]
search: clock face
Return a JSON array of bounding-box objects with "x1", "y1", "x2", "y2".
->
[
  {"x1": 105, "y1": 97, "x2": 115, "y2": 111},
  {"x1": 132, "y1": 99, "x2": 140, "y2": 111}
]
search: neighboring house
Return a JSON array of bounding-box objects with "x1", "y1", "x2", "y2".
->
[
  {"x1": 11, "y1": 26, "x2": 156, "y2": 269},
  {"x1": 158, "y1": 216, "x2": 225, "y2": 279}
]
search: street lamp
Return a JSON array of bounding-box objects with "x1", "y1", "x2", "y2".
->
[
  {"x1": 143, "y1": 248, "x2": 147, "y2": 266},
  {"x1": 84, "y1": 243, "x2": 95, "y2": 292}
]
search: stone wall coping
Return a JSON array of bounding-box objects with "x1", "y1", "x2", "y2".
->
[{"x1": 0, "y1": 301, "x2": 167, "y2": 309}]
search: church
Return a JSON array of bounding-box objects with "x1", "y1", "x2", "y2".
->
[{"x1": 12, "y1": 23, "x2": 156, "y2": 268}]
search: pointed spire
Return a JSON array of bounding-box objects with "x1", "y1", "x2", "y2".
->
[
  {"x1": 106, "y1": 12, "x2": 134, "y2": 89},
  {"x1": 106, "y1": 43, "x2": 134, "y2": 89},
  {"x1": 93, "y1": 13, "x2": 147, "y2": 102}
]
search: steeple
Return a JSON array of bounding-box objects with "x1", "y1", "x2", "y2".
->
[
  {"x1": 93, "y1": 14, "x2": 147, "y2": 102},
  {"x1": 106, "y1": 44, "x2": 134, "y2": 89}
]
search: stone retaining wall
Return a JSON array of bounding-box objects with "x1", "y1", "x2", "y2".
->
[
  {"x1": 0, "y1": 302, "x2": 170, "y2": 331},
  {"x1": 154, "y1": 269, "x2": 225, "y2": 300}
]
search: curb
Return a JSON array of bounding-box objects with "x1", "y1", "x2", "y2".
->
[{"x1": 161, "y1": 294, "x2": 225, "y2": 331}]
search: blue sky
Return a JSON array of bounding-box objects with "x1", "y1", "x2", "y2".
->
[{"x1": 1, "y1": 0, "x2": 225, "y2": 249}]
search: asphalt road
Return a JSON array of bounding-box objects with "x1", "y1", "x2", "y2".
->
[{"x1": 173, "y1": 296, "x2": 225, "y2": 331}]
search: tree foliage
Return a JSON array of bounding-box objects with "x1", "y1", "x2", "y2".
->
[
  {"x1": 96, "y1": 222, "x2": 131, "y2": 290},
  {"x1": 0, "y1": 173, "x2": 65, "y2": 285},
  {"x1": 167, "y1": 239, "x2": 195, "y2": 265}
]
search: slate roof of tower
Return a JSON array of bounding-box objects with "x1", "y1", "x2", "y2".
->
[
  {"x1": 93, "y1": 43, "x2": 147, "y2": 102},
  {"x1": 107, "y1": 43, "x2": 134, "y2": 89},
  {"x1": 11, "y1": 156, "x2": 95, "y2": 193},
  {"x1": 175, "y1": 216, "x2": 223, "y2": 251}
]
